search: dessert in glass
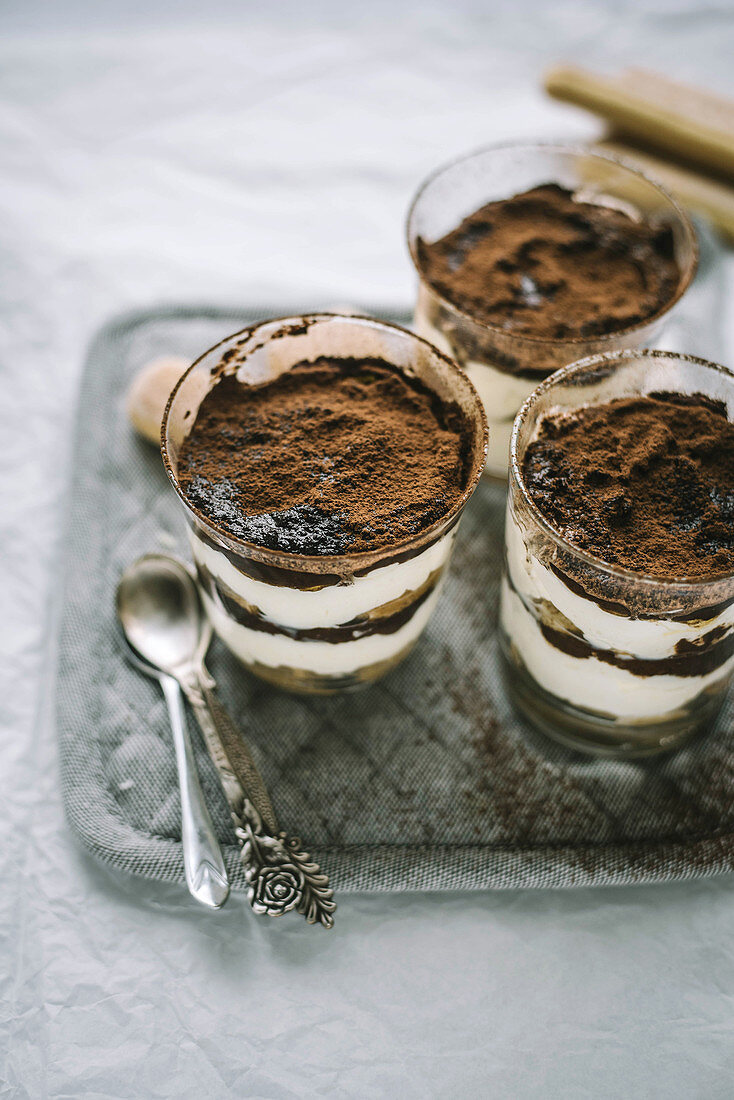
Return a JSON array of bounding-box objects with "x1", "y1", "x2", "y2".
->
[
  {"x1": 162, "y1": 314, "x2": 488, "y2": 694},
  {"x1": 500, "y1": 349, "x2": 734, "y2": 757},
  {"x1": 407, "y1": 142, "x2": 698, "y2": 478}
]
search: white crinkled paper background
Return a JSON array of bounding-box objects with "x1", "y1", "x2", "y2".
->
[{"x1": 2, "y1": 1, "x2": 734, "y2": 1095}]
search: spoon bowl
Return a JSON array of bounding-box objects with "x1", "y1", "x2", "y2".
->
[{"x1": 116, "y1": 554, "x2": 210, "y2": 676}]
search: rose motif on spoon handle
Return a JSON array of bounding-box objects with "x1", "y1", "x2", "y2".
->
[{"x1": 235, "y1": 799, "x2": 336, "y2": 927}]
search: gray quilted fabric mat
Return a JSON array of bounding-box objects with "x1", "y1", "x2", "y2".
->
[{"x1": 57, "y1": 284, "x2": 734, "y2": 893}]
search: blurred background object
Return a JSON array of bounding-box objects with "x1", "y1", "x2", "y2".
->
[{"x1": 546, "y1": 65, "x2": 734, "y2": 240}]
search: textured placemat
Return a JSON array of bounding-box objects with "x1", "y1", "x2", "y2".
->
[{"x1": 57, "y1": 283, "x2": 734, "y2": 893}]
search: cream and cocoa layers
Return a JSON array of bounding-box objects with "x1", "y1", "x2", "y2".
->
[
  {"x1": 501, "y1": 390, "x2": 734, "y2": 724},
  {"x1": 177, "y1": 357, "x2": 475, "y2": 686}
]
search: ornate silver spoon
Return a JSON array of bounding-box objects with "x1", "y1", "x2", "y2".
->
[{"x1": 117, "y1": 554, "x2": 335, "y2": 928}]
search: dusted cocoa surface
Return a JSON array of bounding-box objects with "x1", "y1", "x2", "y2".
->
[
  {"x1": 178, "y1": 357, "x2": 472, "y2": 555},
  {"x1": 524, "y1": 392, "x2": 734, "y2": 578},
  {"x1": 416, "y1": 184, "x2": 681, "y2": 339}
]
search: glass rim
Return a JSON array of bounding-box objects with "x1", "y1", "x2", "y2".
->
[
  {"x1": 161, "y1": 311, "x2": 489, "y2": 573},
  {"x1": 510, "y1": 348, "x2": 734, "y2": 589},
  {"x1": 406, "y1": 139, "x2": 699, "y2": 348}
]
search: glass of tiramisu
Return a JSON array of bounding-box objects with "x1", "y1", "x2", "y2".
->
[
  {"x1": 407, "y1": 143, "x2": 698, "y2": 478},
  {"x1": 162, "y1": 314, "x2": 488, "y2": 694},
  {"x1": 501, "y1": 349, "x2": 734, "y2": 757}
]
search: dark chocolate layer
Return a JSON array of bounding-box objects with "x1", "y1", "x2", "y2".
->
[
  {"x1": 505, "y1": 569, "x2": 734, "y2": 678},
  {"x1": 548, "y1": 562, "x2": 734, "y2": 623},
  {"x1": 197, "y1": 563, "x2": 440, "y2": 643},
  {"x1": 191, "y1": 520, "x2": 455, "y2": 589},
  {"x1": 538, "y1": 620, "x2": 734, "y2": 679}
]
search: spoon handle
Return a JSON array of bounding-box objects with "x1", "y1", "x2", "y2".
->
[
  {"x1": 159, "y1": 673, "x2": 230, "y2": 910},
  {"x1": 190, "y1": 676, "x2": 278, "y2": 834},
  {"x1": 183, "y1": 673, "x2": 336, "y2": 928}
]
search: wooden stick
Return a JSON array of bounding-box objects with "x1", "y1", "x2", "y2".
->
[{"x1": 545, "y1": 65, "x2": 734, "y2": 180}]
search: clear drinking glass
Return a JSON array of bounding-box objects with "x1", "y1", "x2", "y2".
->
[
  {"x1": 500, "y1": 349, "x2": 734, "y2": 757},
  {"x1": 162, "y1": 314, "x2": 488, "y2": 694},
  {"x1": 407, "y1": 142, "x2": 698, "y2": 478}
]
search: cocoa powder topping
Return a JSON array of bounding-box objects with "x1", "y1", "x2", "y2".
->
[
  {"x1": 178, "y1": 357, "x2": 472, "y2": 556},
  {"x1": 416, "y1": 184, "x2": 681, "y2": 339},
  {"x1": 523, "y1": 392, "x2": 734, "y2": 578}
]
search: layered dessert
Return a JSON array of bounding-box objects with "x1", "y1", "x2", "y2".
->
[
  {"x1": 164, "y1": 317, "x2": 487, "y2": 693},
  {"x1": 501, "y1": 353, "x2": 734, "y2": 756},
  {"x1": 408, "y1": 145, "x2": 696, "y2": 476}
]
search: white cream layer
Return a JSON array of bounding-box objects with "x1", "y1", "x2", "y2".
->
[
  {"x1": 191, "y1": 527, "x2": 455, "y2": 630},
  {"x1": 502, "y1": 508, "x2": 734, "y2": 721},
  {"x1": 202, "y1": 582, "x2": 442, "y2": 676},
  {"x1": 500, "y1": 578, "x2": 734, "y2": 721},
  {"x1": 414, "y1": 312, "x2": 537, "y2": 476}
]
